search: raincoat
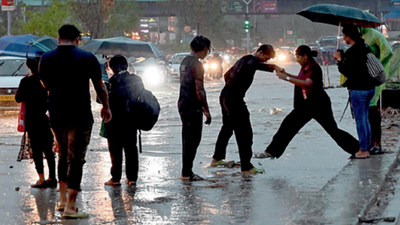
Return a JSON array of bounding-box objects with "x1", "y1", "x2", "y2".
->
[{"x1": 360, "y1": 27, "x2": 393, "y2": 106}]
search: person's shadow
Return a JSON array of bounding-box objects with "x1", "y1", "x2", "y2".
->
[
  {"x1": 30, "y1": 188, "x2": 58, "y2": 223},
  {"x1": 106, "y1": 185, "x2": 137, "y2": 223}
]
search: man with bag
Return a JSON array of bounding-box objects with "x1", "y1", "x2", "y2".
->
[{"x1": 39, "y1": 24, "x2": 111, "y2": 218}]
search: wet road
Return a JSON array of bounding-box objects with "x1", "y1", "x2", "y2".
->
[{"x1": 0, "y1": 63, "x2": 370, "y2": 224}]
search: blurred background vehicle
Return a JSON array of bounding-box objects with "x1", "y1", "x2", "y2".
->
[
  {"x1": 203, "y1": 52, "x2": 223, "y2": 80},
  {"x1": 128, "y1": 56, "x2": 171, "y2": 87},
  {"x1": 169, "y1": 52, "x2": 190, "y2": 81},
  {"x1": 0, "y1": 56, "x2": 29, "y2": 110},
  {"x1": 274, "y1": 46, "x2": 296, "y2": 63}
]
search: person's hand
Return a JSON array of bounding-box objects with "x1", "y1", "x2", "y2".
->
[
  {"x1": 275, "y1": 65, "x2": 285, "y2": 73},
  {"x1": 101, "y1": 107, "x2": 112, "y2": 123},
  {"x1": 204, "y1": 111, "x2": 212, "y2": 125},
  {"x1": 276, "y1": 71, "x2": 286, "y2": 80},
  {"x1": 333, "y1": 51, "x2": 342, "y2": 61}
]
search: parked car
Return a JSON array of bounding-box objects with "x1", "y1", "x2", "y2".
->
[
  {"x1": 0, "y1": 56, "x2": 29, "y2": 110},
  {"x1": 129, "y1": 57, "x2": 171, "y2": 87},
  {"x1": 169, "y1": 52, "x2": 190, "y2": 80}
]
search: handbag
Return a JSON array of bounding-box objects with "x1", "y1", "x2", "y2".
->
[
  {"x1": 17, "y1": 102, "x2": 25, "y2": 132},
  {"x1": 365, "y1": 47, "x2": 386, "y2": 86}
]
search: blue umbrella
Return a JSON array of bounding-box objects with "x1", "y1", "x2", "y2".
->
[
  {"x1": 0, "y1": 34, "x2": 41, "y2": 58},
  {"x1": 27, "y1": 35, "x2": 58, "y2": 53}
]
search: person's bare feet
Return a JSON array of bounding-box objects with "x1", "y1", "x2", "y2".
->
[
  {"x1": 355, "y1": 150, "x2": 370, "y2": 159},
  {"x1": 209, "y1": 158, "x2": 219, "y2": 166}
]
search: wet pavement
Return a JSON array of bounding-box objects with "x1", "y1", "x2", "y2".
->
[{"x1": 1, "y1": 63, "x2": 400, "y2": 224}]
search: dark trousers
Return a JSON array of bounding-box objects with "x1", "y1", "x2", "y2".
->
[
  {"x1": 28, "y1": 126, "x2": 55, "y2": 179},
  {"x1": 52, "y1": 122, "x2": 93, "y2": 191},
  {"x1": 213, "y1": 98, "x2": 254, "y2": 171},
  {"x1": 266, "y1": 100, "x2": 359, "y2": 158},
  {"x1": 368, "y1": 106, "x2": 382, "y2": 149},
  {"x1": 179, "y1": 109, "x2": 203, "y2": 177},
  {"x1": 107, "y1": 128, "x2": 138, "y2": 182}
]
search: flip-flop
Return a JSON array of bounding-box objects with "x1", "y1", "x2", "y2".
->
[
  {"x1": 62, "y1": 208, "x2": 89, "y2": 219},
  {"x1": 55, "y1": 203, "x2": 65, "y2": 211}
]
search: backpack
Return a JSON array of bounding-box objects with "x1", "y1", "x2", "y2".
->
[{"x1": 131, "y1": 89, "x2": 160, "y2": 131}]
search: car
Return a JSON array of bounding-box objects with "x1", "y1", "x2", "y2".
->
[
  {"x1": 0, "y1": 56, "x2": 30, "y2": 110},
  {"x1": 169, "y1": 52, "x2": 190, "y2": 80},
  {"x1": 274, "y1": 46, "x2": 296, "y2": 63},
  {"x1": 129, "y1": 57, "x2": 171, "y2": 87}
]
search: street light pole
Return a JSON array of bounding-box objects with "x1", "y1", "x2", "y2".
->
[
  {"x1": 243, "y1": 0, "x2": 252, "y2": 54},
  {"x1": 7, "y1": 11, "x2": 11, "y2": 35}
]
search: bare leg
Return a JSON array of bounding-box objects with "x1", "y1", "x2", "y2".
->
[
  {"x1": 58, "y1": 181, "x2": 68, "y2": 208},
  {"x1": 64, "y1": 188, "x2": 79, "y2": 214}
]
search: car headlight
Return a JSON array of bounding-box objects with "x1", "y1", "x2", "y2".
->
[
  {"x1": 210, "y1": 63, "x2": 218, "y2": 69},
  {"x1": 170, "y1": 68, "x2": 178, "y2": 73},
  {"x1": 143, "y1": 66, "x2": 163, "y2": 86},
  {"x1": 278, "y1": 54, "x2": 286, "y2": 61}
]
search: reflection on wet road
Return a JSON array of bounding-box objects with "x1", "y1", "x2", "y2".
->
[{"x1": 0, "y1": 64, "x2": 365, "y2": 224}]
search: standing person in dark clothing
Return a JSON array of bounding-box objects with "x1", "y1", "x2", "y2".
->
[
  {"x1": 104, "y1": 55, "x2": 145, "y2": 186},
  {"x1": 39, "y1": 24, "x2": 111, "y2": 218},
  {"x1": 333, "y1": 25, "x2": 377, "y2": 159},
  {"x1": 210, "y1": 44, "x2": 282, "y2": 173},
  {"x1": 255, "y1": 45, "x2": 359, "y2": 160},
  {"x1": 15, "y1": 56, "x2": 57, "y2": 188},
  {"x1": 178, "y1": 36, "x2": 212, "y2": 181}
]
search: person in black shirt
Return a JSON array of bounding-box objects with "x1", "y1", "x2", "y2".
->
[
  {"x1": 104, "y1": 55, "x2": 145, "y2": 186},
  {"x1": 178, "y1": 36, "x2": 211, "y2": 181},
  {"x1": 15, "y1": 56, "x2": 57, "y2": 188},
  {"x1": 210, "y1": 44, "x2": 282, "y2": 173},
  {"x1": 39, "y1": 24, "x2": 111, "y2": 219}
]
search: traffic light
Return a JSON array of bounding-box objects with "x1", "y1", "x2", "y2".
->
[{"x1": 244, "y1": 17, "x2": 250, "y2": 33}]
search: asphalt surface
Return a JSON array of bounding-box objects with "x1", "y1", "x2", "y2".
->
[{"x1": 0, "y1": 63, "x2": 400, "y2": 225}]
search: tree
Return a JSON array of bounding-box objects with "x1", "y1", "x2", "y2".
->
[
  {"x1": 64, "y1": 0, "x2": 143, "y2": 38},
  {"x1": 23, "y1": 0, "x2": 75, "y2": 37}
]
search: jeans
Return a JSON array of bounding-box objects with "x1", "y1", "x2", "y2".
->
[
  {"x1": 179, "y1": 109, "x2": 203, "y2": 177},
  {"x1": 350, "y1": 88, "x2": 375, "y2": 151}
]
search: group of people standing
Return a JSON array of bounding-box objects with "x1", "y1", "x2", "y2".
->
[
  {"x1": 178, "y1": 26, "x2": 392, "y2": 181},
  {"x1": 15, "y1": 23, "x2": 392, "y2": 219}
]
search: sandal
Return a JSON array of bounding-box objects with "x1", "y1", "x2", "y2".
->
[
  {"x1": 126, "y1": 180, "x2": 136, "y2": 186},
  {"x1": 243, "y1": 167, "x2": 265, "y2": 174},
  {"x1": 210, "y1": 160, "x2": 229, "y2": 167},
  {"x1": 254, "y1": 151, "x2": 274, "y2": 159},
  {"x1": 104, "y1": 179, "x2": 121, "y2": 186},
  {"x1": 181, "y1": 174, "x2": 204, "y2": 181},
  {"x1": 55, "y1": 203, "x2": 65, "y2": 211},
  {"x1": 62, "y1": 208, "x2": 89, "y2": 219},
  {"x1": 31, "y1": 181, "x2": 46, "y2": 188}
]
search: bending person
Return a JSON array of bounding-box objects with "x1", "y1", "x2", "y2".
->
[{"x1": 256, "y1": 45, "x2": 359, "y2": 159}]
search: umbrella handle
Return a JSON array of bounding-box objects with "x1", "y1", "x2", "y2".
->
[{"x1": 337, "y1": 21, "x2": 341, "y2": 50}]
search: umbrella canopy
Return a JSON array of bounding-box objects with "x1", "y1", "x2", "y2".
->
[
  {"x1": 297, "y1": 4, "x2": 383, "y2": 28},
  {"x1": 27, "y1": 35, "x2": 58, "y2": 53},
  {"x1": 0, "y1": 34, "x2": 42, "y2": 58},
  {"x1": 81, "y1": 37, "x2": 164, "y2": 59}
]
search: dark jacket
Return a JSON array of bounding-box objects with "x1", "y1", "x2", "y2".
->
[{"x1": 337, "y1": 41, "x2": 376, "y2": 90}]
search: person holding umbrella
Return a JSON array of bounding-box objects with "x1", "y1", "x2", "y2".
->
[
  {"x1": 333, "y1": 25, "x2": 377, "y2": 159},
  {"x1": 254, "y1": 45, "x2": 359, "y2": 160}
]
